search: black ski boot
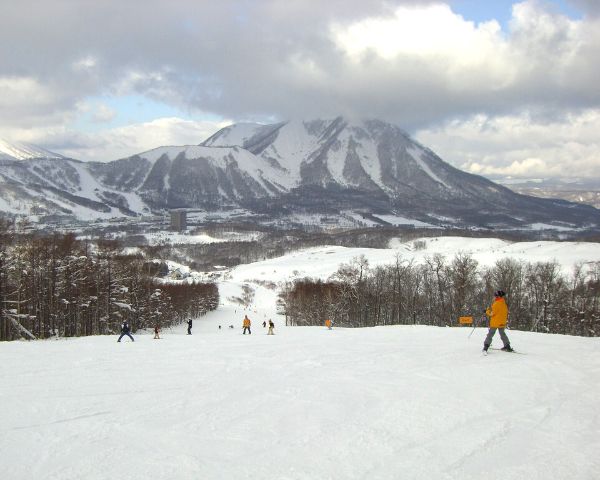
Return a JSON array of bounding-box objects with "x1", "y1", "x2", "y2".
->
[{"x1": 501, "y1": 345, "x2": 514, "y2": 352}]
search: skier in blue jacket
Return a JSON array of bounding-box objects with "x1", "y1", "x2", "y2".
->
[{"x1": 117, "y1": 321, "x2": 135, "y2": 342}]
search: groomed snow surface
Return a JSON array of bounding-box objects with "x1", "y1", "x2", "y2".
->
[
  {"x1": 2, "y1": 238, "x2": 600, "y2": 479},
  {"x1": 2, "y1": 289, "x2": 600, "y2": 479}
]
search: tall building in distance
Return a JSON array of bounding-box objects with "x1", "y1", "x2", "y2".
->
[{"x1": 170, "y1": 210, "x2": 187, "y2": 231}]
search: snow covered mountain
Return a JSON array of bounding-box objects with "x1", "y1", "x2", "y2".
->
[
  {"x1": 0, "y1": 156, "x2": 149, "y2": 220},
  {"x1": 0, "y1": 138, "x2": 65, "y2": 161},
  {"x1": 1, "y1": 117, "x2": 600, "y2": 229}
]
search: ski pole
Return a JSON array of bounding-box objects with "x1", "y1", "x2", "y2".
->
[
  {"x1": 468, "y1": 314, "x2": 485, "y2": 339},
  {"x1": 468, "y1": 321, "x2": 476, "y2": 339}
]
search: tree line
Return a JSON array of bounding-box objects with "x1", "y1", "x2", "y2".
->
[
  {"x1": 0, "y1": 221, "x2": 218, "y2": 341},
  {"x1": 280, "y1": 253, "x2": 600, "y2": 337}
]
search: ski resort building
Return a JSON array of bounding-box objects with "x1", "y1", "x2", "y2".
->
[{"x1": 170, "y1": 210, "x2": 187, "y2": 231}]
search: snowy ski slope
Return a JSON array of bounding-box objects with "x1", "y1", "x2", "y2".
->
[{"x1": 1, "y1": 238, "x2": 600, "y2": 479}]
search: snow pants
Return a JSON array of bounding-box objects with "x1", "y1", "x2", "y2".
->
[
  {"x1": 267, "y1": 327, "x2": 274, "y2": 335},
  {"x1": 118, "y1": 332, "x2": 134, "y2": 342},
  {"x1": 243, "y1": 327, "x2": 251, "y2": 334},
  {"x1": 484, "y1": 327, "x2": 510, "y2": 348}
]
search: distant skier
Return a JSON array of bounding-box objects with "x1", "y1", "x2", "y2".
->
[
  {"x1": 153, "y1": 324, "x2": 160, "y2": 339},
  {"x1": 243, "y1": 315, "x2": 251, "y2": 335},
  {"x1": 483, "y1": 290, "x2": 513, "y2": 354},
  {"x1": 262, "y1": 320, "x2": 267, "y2": 328},
  {"x1": 325, "y1": 318, "x2": 332, "y2": 330},
  {"x1": 267, "y1": 319, "x2": 275, "y2": 335},
  {"x1": 187, "y1": 319, "x2": 192, "y2": 335},
  {"x1": 117, "y1": 321, "x2": 134, "y2": 342}
]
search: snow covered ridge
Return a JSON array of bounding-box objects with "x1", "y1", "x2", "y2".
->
[
  {"x1": 2, "y1": 117, "x2": 600, "y2": 229},
  {"x1": 0, "y1": 138, "x2": 64, "y2": 161}
]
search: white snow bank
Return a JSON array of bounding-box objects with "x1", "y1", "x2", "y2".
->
[{"x1": 144, "y1": 231, "x2": 226, "y2": 246}]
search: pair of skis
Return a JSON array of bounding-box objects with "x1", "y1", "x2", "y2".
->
[
  {"x1": 483, "y1": 347, "x2": 525, "y2": 355},
  {"x1": 471, "y1": 315, "x2": 525, "y2": 355}
]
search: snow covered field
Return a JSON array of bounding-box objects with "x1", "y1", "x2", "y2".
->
[
  {"x1": 2, "y1": 237, "x2": 600, "y2": 479},
  {"x1": 2, "y1": 300, "x2": 600, "y2": 479},
  {"x1": 229, "y1": 236, "x2": 600, "y2": 284}
]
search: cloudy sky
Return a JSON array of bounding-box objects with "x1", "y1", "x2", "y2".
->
[{"x1": 1, "y1": 0, "x2": 599, "y2": 178}]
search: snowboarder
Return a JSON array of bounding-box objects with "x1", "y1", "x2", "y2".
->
[
  {"x1": 243, "y1": 315, "x2": 251, "y2": 335},
  {"x1": 267, "y1": 319, "x2": 275, "y2": 335},
  {"x1": 153, "y1": 324, "x2": 160, "y2": 339},
  {"x1": 483, "y1": 290, "x2": 513, "y2": 354},
  {"x1": 325, "y1": 318, "x2": 332, "y2": 330},
  {"x1": 117, "y1": 321, "x2": 134, "y2": 342},
  {"x1": 187, "y1": 319, "x2": 192, "y2": 335}
]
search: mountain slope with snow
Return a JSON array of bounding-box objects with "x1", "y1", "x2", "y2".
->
[
  {"x1": 0, "y1": 157, "x2": 150, "y2": 219},
  {"x1": 0, "y1": 138, "x2": 65, "y2": 161},
  {"x1": 194, "y1": 117, "x2": 600, "y2": 228},
  {"x1": 2, "y1": 118, "x2": 600, "y2": 229}
]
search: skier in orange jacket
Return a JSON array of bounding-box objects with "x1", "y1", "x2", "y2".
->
[
  {"x1": 325, "y1": 319, "x2": 332, "y2": 330},
  {"x1": 242, "y1": 315, "x2": 251, "y2": 335},
  {"x1": 483, "y1": 290, "x2": 513, "y2": 353}
]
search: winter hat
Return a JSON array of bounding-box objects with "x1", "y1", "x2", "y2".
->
[{"x1": 494, "y1": 290, "x2": 505, "y2": 297}]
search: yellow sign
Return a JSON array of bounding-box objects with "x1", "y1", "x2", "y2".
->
[{"x1": 459, "y1": 316, "x2": 473, "y2": 325}]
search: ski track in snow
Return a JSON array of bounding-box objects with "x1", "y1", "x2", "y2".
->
[{"x1": 1, "y1": 275, "x2": 600, "y2": 479}]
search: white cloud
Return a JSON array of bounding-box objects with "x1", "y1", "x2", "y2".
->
[
  {"x1": 2, "y1": 0, "x2": 599, "y2": 128},
  {"x1": 1, "y1": 117, "x2": 229, "y2": 162},
  {"x1": 1, "y1": 1, "x2": 600, "y2": 176},
  {"x1": 415, "y1": 109, "x2": 600, "y2": 178},
  {"x1": 72, "y1": 56, "x2": 98, "y2": 71},
  {"x1": 66, "y1": 117, "x2": 230, "y2": 161},
  {"x1": 332, "y1": 4, "x2": 504, "y2": 62},
  {"x1": 0, "y1": 75, "x2": 84, "y2": 131},
  {"x1": 568, "y1": 0, "x2": 600, "y2": 16},
  {"x1": 91, "y1": 104, "x2": 117, "y2": 123},
  {"x1": 0, "y1": 76, "x2": 54, "y2": 109}
]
